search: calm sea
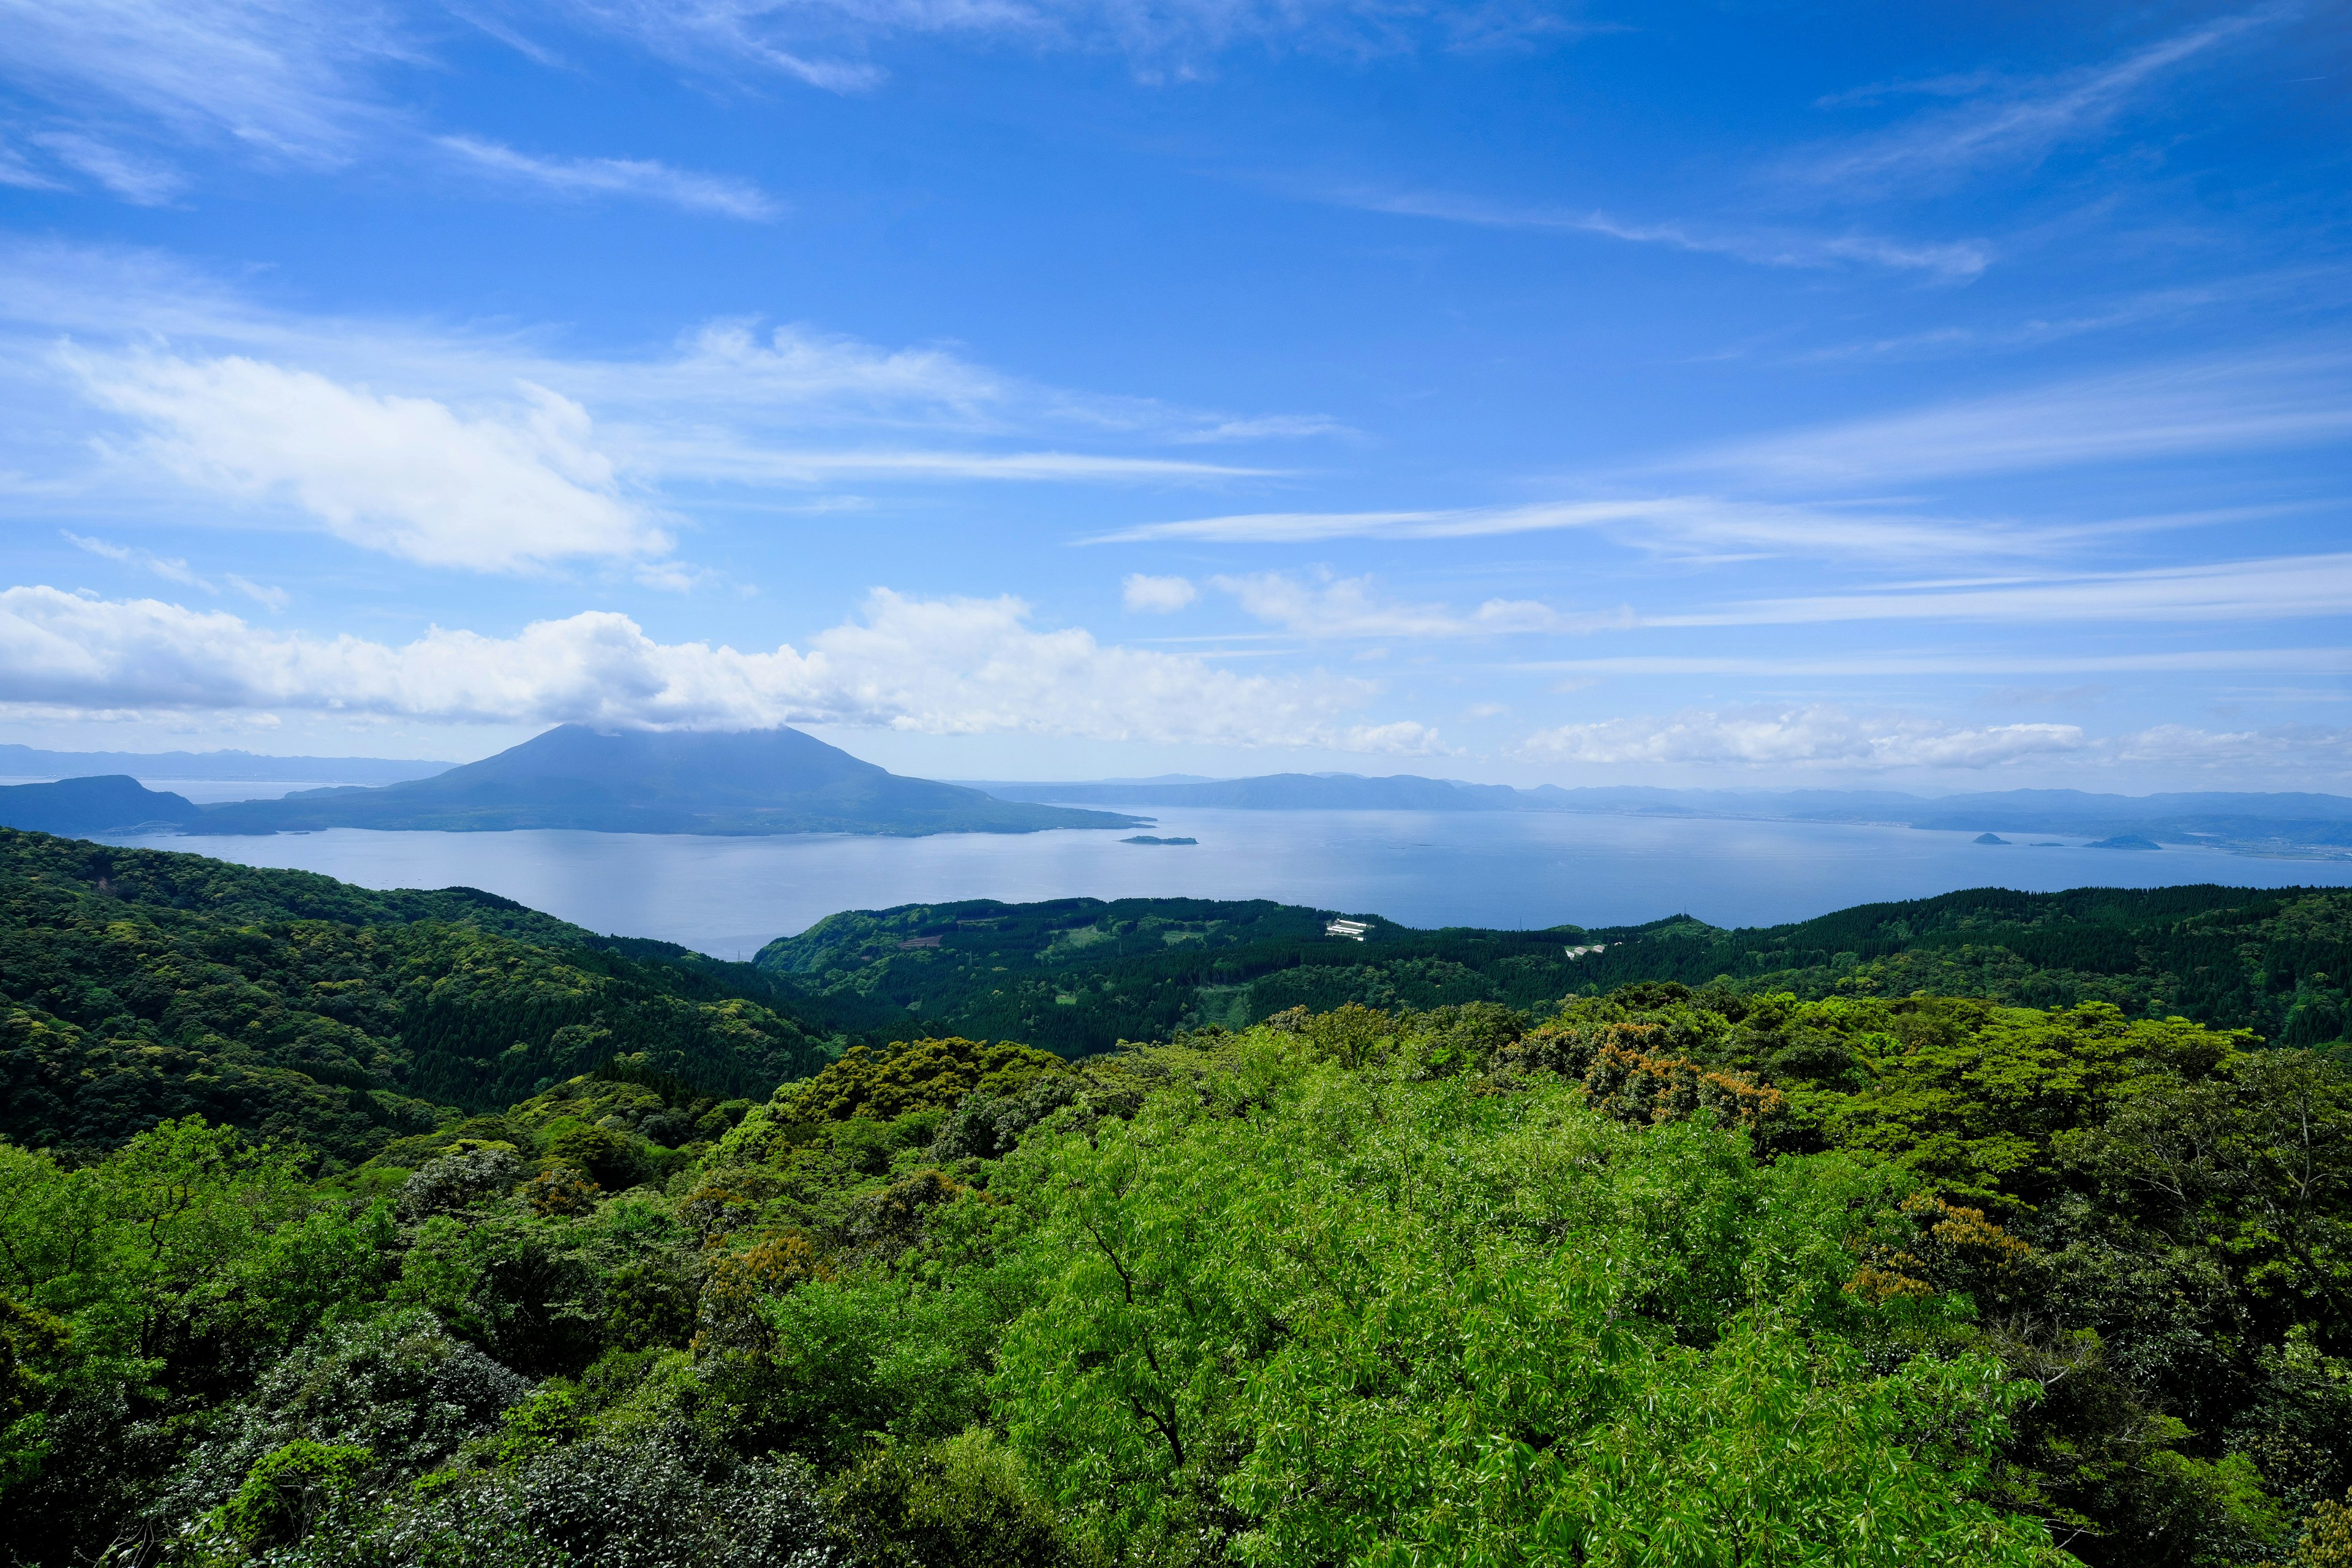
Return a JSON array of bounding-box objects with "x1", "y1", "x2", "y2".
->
[{"x1": 94, "y1": 805, "x2": 2352, "y2": 960}]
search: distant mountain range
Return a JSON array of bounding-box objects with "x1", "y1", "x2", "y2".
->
[
  {"x1": 0, "y1": 743, "x2": 451, "y2": 784},
  {"x1": 967, "y1": 774, "x2": 2352, "y2": 857},
  {"x1": 10, "y1": 736, "x2": 2348, "y2": 853},
  {"x1": 0, "y1": 727, "x2": 1140, "y2": 839}
]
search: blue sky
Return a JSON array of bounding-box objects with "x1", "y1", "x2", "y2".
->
[{"x1": 1, "y1": 0, "x2": 2348, "y2": 789}]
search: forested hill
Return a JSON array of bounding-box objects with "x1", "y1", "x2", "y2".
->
[
  {"x1": 0, "y1": 829, "x2": 908, "y2": 1164},
  {"x1": 759, "y1": 883, "x2": 2352, "y2": 1057}
]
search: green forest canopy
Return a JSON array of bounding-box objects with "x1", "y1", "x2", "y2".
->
[
  {"x1": 5, "y1": 993, "x2": 2350, "y2": 1566},
  {"x1": 5, "y1": 831, "x2": 2352, "y2": 1566}
]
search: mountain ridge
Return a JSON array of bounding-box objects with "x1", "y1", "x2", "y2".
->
[
  {"x1": 0, "y1": 742, "x2": 453, "y2": 784},
  {"x1": 966, "y1": 774, "x2": 2352, "y2": 854}
]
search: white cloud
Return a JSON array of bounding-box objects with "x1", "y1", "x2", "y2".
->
[
  {"x1": 1213, "y1": 570, "x2": 1621, "y2": 639},
  {"x1": 1323, "y1": 186, "x2": 1990, "y2": 279},
  {"x1": 436, "y1": 135, "x2": 784, "y2": 221},
  {"x1": 0, "y1": 246, "x2": 1317, "y2": 551},
  {"x1": 1522, "y1": 704, "x2": 2087, "y2": 769},
  {"x1": 0, "y1": 584, "x2": 1441, "y2": 752},
  {"x1": 1122, "y1": 573, "x2": 1197, "y2": 612},
  {"x1": 62, "y1": 349, "x2": 666, "y2": 572},
  {"x1": 31, "y1": 131, "x2": 184, "y2": 203}
]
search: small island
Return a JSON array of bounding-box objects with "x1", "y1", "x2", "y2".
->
[
  {"x1": 2086, "y1": 833, "x2": 2163, "y2": 851},
  {"x1": 1973, "y1": 832, "x2": 2009, "y2": 845},
  {"x1": 1122, "y1": 834, "x2": 1199, "y2": 846}
]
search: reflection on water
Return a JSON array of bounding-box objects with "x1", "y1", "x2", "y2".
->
[{"x1": 99, "y1": 807, "x2": 2352, "y2": 960}]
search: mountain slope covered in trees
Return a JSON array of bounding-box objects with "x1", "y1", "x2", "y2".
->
[
  {"x1": 0, "y1": 831, "x2": 908, "y2": 1164},
  {"x1": 758, "y1": 883, "x2": 2352, "y2": 1057}
]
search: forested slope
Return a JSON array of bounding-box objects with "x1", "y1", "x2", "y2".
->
[
  {"x1": 0, "y1": 831, "x2": 884, "y2": 1164},
  {"x1": 761, "y1": 884, "x2": 2352, "y2": 1055}
]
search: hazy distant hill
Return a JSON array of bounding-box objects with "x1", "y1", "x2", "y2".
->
[
  {"x1": 194, "y1": 725, "x2": 1142, "y2": 837},
  {"x1": 0, "y1": 775, "x2": 203, "y2": 836},
  {"x1": 0, "y1": 742, "x2": 451, "y2": 784},
  {"x1": 971, "y1": 774, "x2": 2352, "y2": 856}
]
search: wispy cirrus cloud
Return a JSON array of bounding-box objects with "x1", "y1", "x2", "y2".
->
[
  {"x1": 1648, "y1": 552, "x2": 2352, "y2": 628},
  {"x1": 62, "y1": 530, "x2": 213, "y2": 590},
  {"x1": 1510, "y1": 647, "x2": 2352, "y2": 678},
  {"x1": 0, "y1": 243, "x2": 1318, "y2": 574},
  {"x1": 0, "y1": 584, "x2": 1441, "y2": 752},
  {"x1": 1523, "y1": 703, "x2": 2085, "y2": 769},
  {"x1": 30, "y1": 131, "x2": 185, "y2": 203},
  {"x1": 542, "y1": 0, "x2": 1596, "y2": 95},
  {"x1": 1312, "y1": 184, "x2": 1991, "y2": 279},
  {"x1": 436, "y1": 135, "x2": 785, "y2": 221},
  {"x1": 0, "y1": 0, "x2": 409, "y2": 162},
  {"x1": 1519, "y1": 702, "x2": 2352, "y2": 775},
  {"x1": 1085, "y1": 495, "x2": 2065, "y2": 561},
  {"x1": 1788, "y1": 13, "x2": 2271, "y2": 193},
  {"x1": 1683, "y1": 350, "x2": 2352, "y2": 490},
  {"x1": 61, "y1": 529, "x2": 291, "y2": 607},
  {"x1": 1088, "y1": 350, "x2": 2352, "y2": 561}
]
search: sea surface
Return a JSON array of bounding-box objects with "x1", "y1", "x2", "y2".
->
[{"x1": 96, "y1": 807, "x2": 2352, "y2": 960}]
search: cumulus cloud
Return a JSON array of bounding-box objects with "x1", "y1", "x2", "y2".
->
[
  {"x1": 436, "y1": 135, "x2": 783, "y2": 221},
  {"x1": 1213, "y1": 570, "x2": 1624, "y2": 639},
  {"x1": 1122, "y1": 573, "x2": 1197, "y2": 612},
  {"x1": 63, "y1": 349, "x2": 667, "y2": 572},
  {"x1": 1521, "y1": 704, "x2": 2086, "y2": 769},
  {"x1": 0, "y1": 585, "x2": 1441, "y2": 752}
]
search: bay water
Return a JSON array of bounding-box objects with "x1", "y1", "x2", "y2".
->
[{"x1": 97, "y1": 806, "x2": 2352, "y2": 960}]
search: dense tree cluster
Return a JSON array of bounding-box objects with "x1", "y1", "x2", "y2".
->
[
  {"x1": 4, "y1": 978, "x2": 2349, "y2": 1566},
  {"x1": 6, "y1": 842, "x2": 2352, "y2": 1564}
]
